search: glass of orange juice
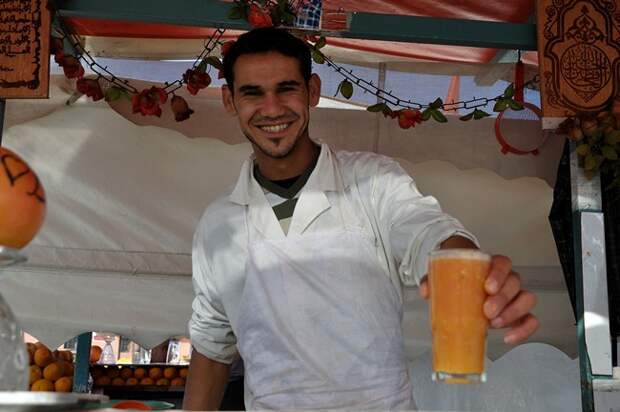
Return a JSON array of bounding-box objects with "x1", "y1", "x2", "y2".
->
[{"x1": 429, "y1": 248, "x2": 491, "y2": 384}]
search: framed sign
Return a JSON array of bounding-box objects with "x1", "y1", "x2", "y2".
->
[
  {"x1": 0, "y1": 0, "x2": 50, "y2": 98},
  {"x1": 537, "y1": 0, "x2": 620, "y2": 128}
]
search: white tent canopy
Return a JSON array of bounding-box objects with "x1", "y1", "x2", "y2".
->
[{"x1": 0, "y1": 77, "x2": 574, "y2": 359}]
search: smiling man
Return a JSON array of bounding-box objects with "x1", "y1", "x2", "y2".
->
[{"x1": 183, "y1": 28, "x2": 539, "y2": 411}]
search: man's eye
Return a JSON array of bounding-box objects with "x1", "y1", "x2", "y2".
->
[
  {"x1": 279, "y1": 87, "x2": 296, "y2": 92},
  {"x1": 243, "y1": 91, "x2": 262, "y2": 96}
]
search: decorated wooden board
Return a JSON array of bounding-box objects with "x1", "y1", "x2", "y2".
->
[
  {"x1": 537, "y1": 0, "x2": 620, "y2": 128},
  {"x1": 0, "y1": 0, "x2": 50, "y2": 98}
]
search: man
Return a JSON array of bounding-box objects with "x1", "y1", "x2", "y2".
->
[{"x1": 183, "y1": 28, "x2": 539, "y2": 410}]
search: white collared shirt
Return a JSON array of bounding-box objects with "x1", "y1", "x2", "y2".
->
[{"x1": 189, "y1": 142, "x2": 477, "y2": 363}]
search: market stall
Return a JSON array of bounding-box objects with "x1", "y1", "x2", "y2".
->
[{"x1": 0, "y1": 0, "x2": 613, "y2": 410}]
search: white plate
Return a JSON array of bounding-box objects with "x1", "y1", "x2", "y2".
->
[{"x1": 0, "y1": 392, "x2": 109, "y2": 411}]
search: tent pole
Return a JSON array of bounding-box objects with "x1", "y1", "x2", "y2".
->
[
  {"x1": 570, "y1": 142, "x2": 613, "y2": 411},
  {"x1": 73, "y1": 332, "x2": 92, "y2": 393}
]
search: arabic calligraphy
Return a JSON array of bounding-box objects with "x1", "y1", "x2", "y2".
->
[
  {"x1": 561, "y1": 44, "x2": 611, "y2": 101},
  {"x1": 0, "y1": 0, "x2": 43, "y2": 92}
]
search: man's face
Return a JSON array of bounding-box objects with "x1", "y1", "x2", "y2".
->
[{"x1": 222, "y1": 52, "x2": 321, "y2": 159}]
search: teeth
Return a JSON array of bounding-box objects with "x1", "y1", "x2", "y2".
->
[{"x1": 259, "y1": 123, "x2": 289, "y2": 133}]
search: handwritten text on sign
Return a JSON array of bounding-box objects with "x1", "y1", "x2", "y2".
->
[{"x1": 0, "y1": 0, "x2": 50, "y2": 98}]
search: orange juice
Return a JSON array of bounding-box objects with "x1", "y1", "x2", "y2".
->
[{"x1": 429, "y1": 249, "x2": 491, "y2": 384}]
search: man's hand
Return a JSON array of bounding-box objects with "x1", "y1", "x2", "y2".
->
[{"x1": 420, "y1": 254, "x2": 540, "y2": 344}]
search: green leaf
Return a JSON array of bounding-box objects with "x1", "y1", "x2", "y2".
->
[
  {"x1": 459, "y1": 111, "x2": 474, "y2": 121},
  {"x1": 421, "y1": 108, "x2": 432, "y2": 121},
  {"x1": 315, "y1": 36, "x2": 327, "y2": 49},
  {"x1": 204, "y1": 56, "x2": 224, "y2": 70},
  {"x1": 339, "y1": 80, "x2": 353, "y2": 99},
  {"x1": 602, "y1": 145, "x2": 618, "y2": 160},
  {"x1": 430, "y1": 109, "x2": 447, "y2": 123},
  {"x1": 576, "y1": 143, "x2": 591, "y2": 157},
  {"x1": 508, "y1": 99, "x2": 524, "y2": 111},
  {"x1": 493, "y1": 98, "x2": 509, "y2": 112},
  {"x1": 104, "y1": 86, "x2": 122, "y2": 102},
  {"x1": 473, "y1": 109, "x2": 490, "y2": 119},
  {"x1": 381, "y1": 105, "x2": 394, "y2": 118},
  {"x1": 585, "y1": 154, "x2": 598, "y2": 171},
  {"x1": 430, "y1": 98, "x2": 443, "y2": 109},
  {"x1": 605, "y1": 130, "x2": 620, "y2": 145},
  {"x1": 504, "y1": 83, "x2": 515, "y2": 99},
  {"x1": 367, "y1": 102, "x2": 387, "y2": 113},
  {"x1": 311, "y1": 49, "x2": 325, "y2": 64}
]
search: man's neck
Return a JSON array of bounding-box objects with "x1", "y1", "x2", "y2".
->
[{"x1": 254, "y1": 136, "x2": 320, "y2": 181}]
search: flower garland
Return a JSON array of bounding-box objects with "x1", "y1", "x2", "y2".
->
[
  {"x1": 51, "y1": 3, "x2": 535, "y2": 131},
  {"x1": 556, "y1": 106, "x2": 620, "y2": 188}
]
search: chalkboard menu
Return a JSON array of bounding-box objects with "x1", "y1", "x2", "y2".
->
[{"x1": 0, "y1": 0, "x2": 50, "y2": 98}]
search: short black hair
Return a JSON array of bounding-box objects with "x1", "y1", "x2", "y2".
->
[{"x1": 223, "y1": 28, "x2": 312, "y2": 90}]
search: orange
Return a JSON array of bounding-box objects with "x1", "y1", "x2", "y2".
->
[
  {"x1": 54, "y1": 376, "x2": 73, "y2": 393},
  {"x1": 178, "y1": 368, "x2": 188, "y2": 379},
  {"x1": 94, "y1": 376, "x2": 111, "y2": 386},
  {"x1": 120, "y1": 367, "x2": 133, "y2": 379},
  {"x1": 29, "y1": 365, "x2": 42, "y2": 385},
  {"x1": 26, "y1": 343, "x2": 36, "y2": 365},
  {"x1": 34, "y1": 347, "x2": 54, "y2": 368},
  {"x1": 155, "y1": 378, "x2": 169, "y2": 387},
  {"x1": 148, "y1": 367, "x2": 162, "y2": 380},
  {"x1": 163, "y1": 367, "x2": 177, "y2": 380},
  {"x1": 90, "y1": 346, "x2": 102, "y2": 363},
  {"x1": 43, "y1": 362, "x2": 63, "y2": 382},
  {"x1": 111, "y1": 377, "x2": 125, "y2": 386},
  {"x1": 125, "y1": 377, "x2": 139, "y2": 386},
  {"x1": 63, "y1": 362, "x2": 74, "y2": 377},
  {"x1": 106, "y1": 368, "x2": 120, "y2": 379},
  {"x1": 0, "y1": 147, "x2": 46, "y2": 249},
  {"x1": 133, "y1": 368, "x2": 147, "y2": 379},
  {"x1": 57, "y1": 350, "x2": 73, "y2": 362},
  {"x1": 139, "y1": 377, "x2": 154, "y2": 386},
  {"x1": 34, "y1": 342, "x2": 46, "y2": 350},
  {"x1": 31, "y1": 379, "x2": 54, "y2": 392},
  {"x1": 170, "y1": 377, "x2": 185, "y2": 387}
]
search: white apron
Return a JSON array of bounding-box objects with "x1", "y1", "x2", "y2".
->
[{"x1": 236, "y1": 191, "x2": 415, "y2": 410}]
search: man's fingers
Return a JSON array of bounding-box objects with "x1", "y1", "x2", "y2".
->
[
  {"x1": 489, "y1": 290, "x2": 537, "y2": 329},
  {"x1": 483, "y1": 272, "x2": 521, "y2": 319},
  {"x1": 503, "y1": 314, "x2": 540, "y2": 345},
  {"x1": 485, "y1": 255, "x2": 512, "y2": 294},
  {"x1": 419, "y1": 275, "x2": 429, "y2": 299}
]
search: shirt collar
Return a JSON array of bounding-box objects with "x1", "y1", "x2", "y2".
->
[{"x1": 229, "y1": 141, "x2": 344, "y2": 205}]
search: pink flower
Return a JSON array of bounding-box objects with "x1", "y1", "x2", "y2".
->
[
  {"x1": 170, "y1": 95, "x2": 195, "y2": 122},
  {"x1": 248, "y1": 4, "x2": 273, "y2": 28},
  {"x1": 183, "y1": 69, "x2": 211, "y2": 95},
  {"x1": 397, "y1": 109, "x2": 423, "y2": 129}
]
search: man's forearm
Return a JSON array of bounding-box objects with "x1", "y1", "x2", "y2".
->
[
  {"x1": 182, "y1": 348, "x2": 231, "y2": 411},
  {"x1": 440, "y1": 235, "x2": 478, "y2": 250}
]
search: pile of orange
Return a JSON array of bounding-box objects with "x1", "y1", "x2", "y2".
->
[
  {"x1": 27, "y1": 342, "x2": 74, "y2": 392},
  {"x1": 91, "y1": 365, "x2": 188, "y2": 388}
]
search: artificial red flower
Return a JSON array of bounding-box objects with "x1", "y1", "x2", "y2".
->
[
  {"x1": 170, "y1": 95, "x2": 195, "y2": 122},
  {"x1": 50, "y1": 37, "x2": 64, "y2": 56},
  {"x1": 248, "y1": 4, "x2": 273, "y2": 28},
  {"x1": 397, "y1": 109, "x2": 423, "y2": 129},
  {"x1": 131, "y1": 87, "x2": 168, "y2": 117},
  {"x1": 218, "y1": 69, "x2": 225, "y2": 79},
  {"x1": 59, "y1": 55, "x2": 84, "y2": 79},
  {"x1": 220, "y1": 41, "x2": 235, "y2": 57},
  {"x1": 183, "y1": 69, "x2": 211, "y2": 95},
  {"x1": 76, "y1": 78, "x2": 104, "y2": 101}
]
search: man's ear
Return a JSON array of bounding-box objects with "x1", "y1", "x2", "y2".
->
[
  {"x1": 308, "y1": 74, "x2": 321, "y2": 108},
  {"x1": 221, "y1": 85, "x2": 237, "y2": 115}
]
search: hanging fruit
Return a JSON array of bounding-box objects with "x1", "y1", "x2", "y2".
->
[{"x1": 0, "y1": 147, "x2": 46, "y2": 249}]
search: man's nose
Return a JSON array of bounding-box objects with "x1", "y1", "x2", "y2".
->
[{"x1": 260, "y1": 92, "x2": 286, "y2": 117}]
